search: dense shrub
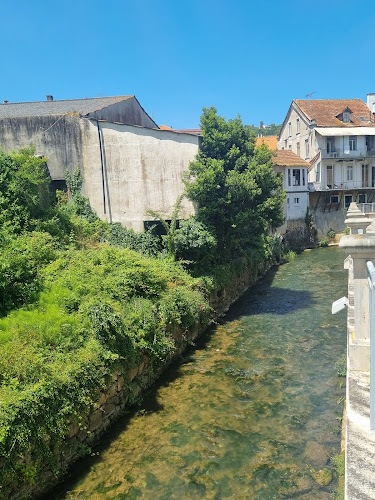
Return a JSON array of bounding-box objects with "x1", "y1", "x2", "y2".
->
[{"x1": 0, "y1": 231, "x2": 56, "y2": 315}]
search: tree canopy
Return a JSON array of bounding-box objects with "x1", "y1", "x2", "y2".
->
[{"x1": 185, "y1": 107, "x2": 285, "y2": 258}]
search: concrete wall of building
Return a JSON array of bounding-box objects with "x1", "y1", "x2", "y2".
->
[
  {"x1": 278, "y1": 106, "x2": 314, "y2": 161},
  {"x1": 80, "y1": 119, "x2": 199, "y2": 231},
  {"x1": 0, "y1": 115, "x2": 83, "y2": 180},
  {"x1": 274, "y1": 164, "x2": 309, "y2": 220},
  {"x1": 309, "y1": 192, "x2": 347, "y2": 237},
  {"x1": 285, "y1": 192, "x2": 309, "y2": 219},
  {"x1": 86, "y1": 97, "x2": 157, "y2": 128}
]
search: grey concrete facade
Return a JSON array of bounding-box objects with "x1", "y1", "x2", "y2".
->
[{"x1": 0, "y1": 96, "x2": 199, "y2": 230}]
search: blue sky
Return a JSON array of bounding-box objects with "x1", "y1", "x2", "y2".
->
[{"x1": 2, "y1": 0, "x2": 375, "y2": 129}]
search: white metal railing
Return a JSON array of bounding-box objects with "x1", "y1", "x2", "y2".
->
[
  {"x1": 359, "y1": 203, "x2": 375, "y2": 213},
  {"x1": 367, "y1": 261, "x2": 375, "y2": 432},
  {"x1": 321, "y1": 148, "x2": 340, "y2": 159}
]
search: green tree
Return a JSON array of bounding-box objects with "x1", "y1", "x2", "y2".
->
[
  {"x1": 0, "y1": 147, "x2": 50, "y2": 233},
  {"x1": 185, "y1": 107, "x2": 284, "y2": 258}
]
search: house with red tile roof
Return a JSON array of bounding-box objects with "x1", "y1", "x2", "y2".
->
[{"x1": 278, "y1": 95, "x2": 375, "y2": 234}]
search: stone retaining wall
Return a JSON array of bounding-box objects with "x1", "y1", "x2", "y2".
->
[{"x1": 12, "y1": 257, "x2": 272, "y2": 499}]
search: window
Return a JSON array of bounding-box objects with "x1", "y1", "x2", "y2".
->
[
  {"x1": 330, "y1": 195, "x2": 339, "y2": 204},
  {"x1": 296, "y1": 119, "x2": 300, "y2": 133},
  {"x1": 288, "y1": 169, "x2": 291, "y2": 186},
  {"x1": 287, "y1": 197, "x2": 290, "y2": 205},
  {"x1": 288, "y1": 144, "x2": 292, "y2": 150},
  {"x1": 349, "y1": 136, "x2": 357, "y2": 151},
  {"x1": 358, "y1": 193, "x2": 366, "y2": 204},
  {"x1": 284, "y1": 139, "x2": 287, "y2": 149},
  {"x1": 326, "y1": 137, "x2": 335, "y2": 154},
  {"x1": 302, "y1": 169, "x2": 306, "y2": 186},
  {"x1": 343, "y1": 112, "x2": 350, "y2": 123},
  {"x1": 362, "y1": 164, "x2": 369, "y2": 187},
  {"x1": 316, "y1": 162, "x2": 321, "y2": 182},
  {"x1": 305, "y1": 139, "x2": 309, "y2": 158},
  {"x1": 344, "y1": 194, "x2": 353, "y2": 209},
  {"x1": 288, "y1": 122, "x2": 292, "y2": 136},
  {"x1": 347, "y1": 165, "x2": 353, "y2": 181},
  {"x1": 326, "y1": 165, "x2": 333, "y2": 188},
  {"x1": 297, "y1": 142, "x2": 300, "y2": 156},
  {"x1": 294, "y1": 197, "x2": 300, "y2": 205},
  {"x1": 292, "y1": 169, "x2": 301, "y2": 186}
]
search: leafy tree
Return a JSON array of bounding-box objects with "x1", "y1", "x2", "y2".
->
[
  {"x1": 185, "y1": 107, "x2": 284, "y2": 258},
  {"x1": 0, "y1": 147, "x2": 50, "y2": 233}
]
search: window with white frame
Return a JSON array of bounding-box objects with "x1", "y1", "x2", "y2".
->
[
  {"x1": 305, "y1": 139, "x2": 309, "y2": 158},
  {"x1": 346, "y1": 165, "x2": 353, "y2": 181},
  {"x1": 288, "y1": 169, "x2": 291, "y2": 186},
  {"x1": 343, "y1": 112, "x2": 351, "y2": 123},
  {"x1": 297, "y1": 142, "x2": 300, "y2": 156},
  {"x1": 288, "y1": 122, "x2": 292, "y2": 136},
  {"x1": 296, "y1": 119, "x2": 300, "y2": 133},
  {"x1": 349, "y1": 136, "x2": 357, "y2": 151},
  {"x1": 292, "y1": 169, "x2": 301, "y2": 186},
  {"x1": 302, "y1": 169, "x2": 305, "y2": 186},
  {"x1": 294, "y1": 197, "x2": 300, "y2": 205},
  {"x1": 326, "y1": 137, "x2": 335, "y2": 154}
]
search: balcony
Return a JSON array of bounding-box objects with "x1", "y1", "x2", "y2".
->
[
  {"x1": 321, "y1": 147, "x2": 375, "y2": 159},
  {"x1": 358, "y1": 203, "x2": 375, "y2": 213},
  {"x1": 321, "y1": 148, "x2": 341, "y2": 159}
]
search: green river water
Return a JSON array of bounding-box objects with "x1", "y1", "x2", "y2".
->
[{"x1": 52, "y1": 247, "x2": 347, "y2": 500}]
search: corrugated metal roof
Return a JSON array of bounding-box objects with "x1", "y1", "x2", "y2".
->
[{"x1": 0, "y1": 95, "x2": 133, "y2": 118}]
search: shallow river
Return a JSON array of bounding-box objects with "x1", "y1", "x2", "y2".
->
[{"x1": 52, "y1": 247, "x2": 347, "y2": 499}]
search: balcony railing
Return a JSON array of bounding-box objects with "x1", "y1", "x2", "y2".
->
[
  {"x1": 359, "y1": 203, "x2": 375, "y2": 213},
  {"x1": 321, "y1": 148, "x2": 341, "y2": 159},
  {"x1": 320, "y1": 148, "x2": 375, "y2": 159}
]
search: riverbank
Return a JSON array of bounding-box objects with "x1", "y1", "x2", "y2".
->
[
  {"x1": 50, "y1": 247, "x2": 347, "y2": 500},
  {"x1": 0, "y1": 248, "x2": 272, "y2": 500}
]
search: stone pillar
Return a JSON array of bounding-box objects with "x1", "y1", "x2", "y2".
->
[{"x1": 340, "y1": 202, "x2": 375, "y2": 372}]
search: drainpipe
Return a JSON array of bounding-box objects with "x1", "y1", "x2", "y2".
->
[{"x1": 96, "y1": 118, "x2": 106, "y2": 215}]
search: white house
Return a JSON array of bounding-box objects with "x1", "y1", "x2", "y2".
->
[
  {"x1": 272, "y1": 150, "x2": 309, "y2": 221},
  {"x1": 278, "y1": 96, "x2": 375, "y2": 234}
]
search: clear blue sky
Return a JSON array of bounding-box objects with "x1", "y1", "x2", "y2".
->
[{"x1": 2, "y1": 0, "x2": 375, "y2": 129}]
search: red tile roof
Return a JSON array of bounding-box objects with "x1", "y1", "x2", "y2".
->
[
  {"x1": 255, "y1": 136, "x2": 278, "y2": 149},
  {"x1": 273, "y1": 150, "x2": 310, "y2": 167},
  {"x1": 295, "y1": 99, "x2": 375, "y2": 127}
]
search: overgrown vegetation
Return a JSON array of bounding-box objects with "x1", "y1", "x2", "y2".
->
[{"x1": 0, "y1": 110, "x2": 285, "y2": 496}]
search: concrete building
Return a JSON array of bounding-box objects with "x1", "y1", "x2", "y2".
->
[
  {"x1": 0, "y1": 95, "x2": 200, "y2": 231},
  {"x1": 278, "y1": 97, "x2": 375, "y2": 235}
]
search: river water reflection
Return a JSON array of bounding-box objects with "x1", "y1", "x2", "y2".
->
[{"x1": 53, "y1": 247, "x2": 347, "y2": 499}]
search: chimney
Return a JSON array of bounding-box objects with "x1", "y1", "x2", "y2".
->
[
  {"x1": 3, "y1": 100, "x2": 8, "y2": 104},
  {"x1": 46, "y1": 95, "x2": 53, "y2": 101},
  {"x1": 367, "y1": 93, "x2": 375, "y2": 113}
]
